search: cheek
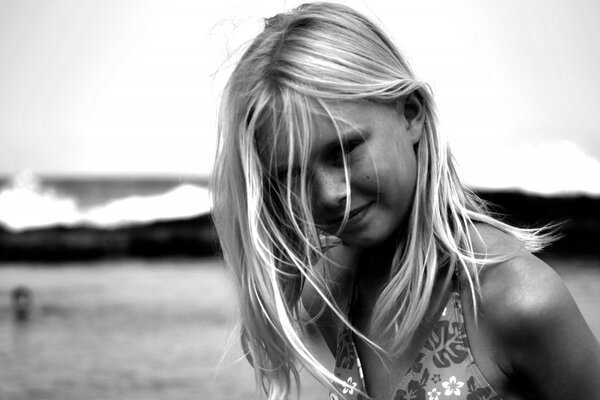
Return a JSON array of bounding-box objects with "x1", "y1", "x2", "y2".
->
[
  {"x1": 400, "y1": 157, "x2": 419, "y2": 202},
  {"x1": 380, "y1": 152, "x2": 418, "y2": 198}
]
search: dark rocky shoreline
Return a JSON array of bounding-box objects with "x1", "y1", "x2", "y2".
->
[
  {"x1": 0, "y1": 213, "x2": 219, "y2": 262},
  {"x1": 0, "y1": 191, "x2": 598, "y2": 262},
  {"x1": 479, "y1": 191, "x2": 600, "y2": 256}
]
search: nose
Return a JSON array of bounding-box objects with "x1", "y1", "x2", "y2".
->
[{"x1": 312, "y1": 165, "x2": 347, "y2": 211}]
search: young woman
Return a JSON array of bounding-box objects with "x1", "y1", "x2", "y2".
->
[{"x1": 211, "y1": 3, "x2": 600, "y2": 399}]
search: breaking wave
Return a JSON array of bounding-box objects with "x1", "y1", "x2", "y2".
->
[{"x1": 0, "y1": 172, "x2": 211, "y2": 231}]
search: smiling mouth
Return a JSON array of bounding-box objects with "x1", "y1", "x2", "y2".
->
[{"x1": 327, "y1": 202, "x2": 372, "y2": 225}]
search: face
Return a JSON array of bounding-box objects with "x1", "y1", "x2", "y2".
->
[{"x1": 274, "y1": 100, "x2": 423, "y2": 249}]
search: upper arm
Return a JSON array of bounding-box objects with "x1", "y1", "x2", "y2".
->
[{"x1": 483, "y1": 255, "x2": 600, "y2": 399}]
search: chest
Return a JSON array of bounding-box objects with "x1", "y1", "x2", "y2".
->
[
  {"x1": 353, "y1": 335, "x2": 425, "y2": 400},
  {"x1": 331, "y1": 292, "x2": 506, "y2": 400},
  {"x1": 345, "y1": 300, "x2": 442, "y2": 400}
]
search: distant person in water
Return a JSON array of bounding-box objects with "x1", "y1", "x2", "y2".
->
[{"x1": 11, "y1": 286, "x2": 33, "y2": 322}]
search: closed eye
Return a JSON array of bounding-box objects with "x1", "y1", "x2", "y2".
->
[{"x1": 325, "y1": 138, "x2": 364, "y2": 166}]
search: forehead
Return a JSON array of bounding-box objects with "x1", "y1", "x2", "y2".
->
[{"x1": 313, "y1": 100, "x2": 394, "y2": 136}]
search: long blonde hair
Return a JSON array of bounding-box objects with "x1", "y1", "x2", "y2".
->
[{"x1": 211, "y1": 3, "x2": 551, "y2": 399}]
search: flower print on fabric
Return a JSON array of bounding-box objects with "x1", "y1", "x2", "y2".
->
[
  {"x1": 412, "y1": 352, "x2": 426, "y2": 374},
  {"x1": 330, "y1": 292, "x2": 504, "y2": 400},
  {"x1": 343, "y1": 377, "x2": 358, "y2": 395},
  {"x1": 427, "y1": 388, "x2": 441, "y2": 400},
  {"x1": 335, "y1": 328, "x2": 357, "y2": 370},
  {"x1": 394, "y1": 368, "x2": 429, "y2": 400},
  {"x1": 424, "y1": 318, "x2": 468, "y2": 368},
  {"x1": 442, "y1": 376, "x2": 465, "y2": 396},
  {"x1": 466, "y1": 377, "x2": 502, "y2": 400}
]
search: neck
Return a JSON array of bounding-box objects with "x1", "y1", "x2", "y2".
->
[
  {"x1": 353, "y1": 233, "x2": 403, "y2": 316},
  {"x1": 359, "y1": 233, "x2": 401, "y2": 281}
]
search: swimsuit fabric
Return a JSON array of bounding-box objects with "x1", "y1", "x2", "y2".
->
[{"x1": 329, "y1": 284, "x2": 502, "y2": 400}]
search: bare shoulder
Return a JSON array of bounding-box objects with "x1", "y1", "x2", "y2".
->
[
  {"x1": 470, "y1": 224, "x2": 600, "y2": 398},
  {"x1": 478, "y1": 248, "x2": 571, "y2": 339},
  {"x1": 471, "y1": 224, "x2": 578, "y2": 337}
]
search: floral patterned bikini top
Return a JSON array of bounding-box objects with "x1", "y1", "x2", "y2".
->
[{"x1": 329, "y1": 284, "x2": 502, "y2": 400}]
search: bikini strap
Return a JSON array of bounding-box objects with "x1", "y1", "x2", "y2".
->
[{"x1": 453, "y1": 263, "x2": 462, "y2": 293}]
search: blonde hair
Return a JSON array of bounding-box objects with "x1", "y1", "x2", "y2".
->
[{"x1": 211, "y1": 2, "x2": 551, "y2": 399}]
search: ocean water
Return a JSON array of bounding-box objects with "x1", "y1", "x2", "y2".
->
[
  {"x1": 0, "y1": 257, "x2": 599, "y2": 400},
  {"x1": 0, "y1": 259, "x2": 256, "y2": 400}
]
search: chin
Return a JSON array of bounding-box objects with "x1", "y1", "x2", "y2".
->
[{"x1": 348, "y1": 222, "x2": 406, "y2": 250}]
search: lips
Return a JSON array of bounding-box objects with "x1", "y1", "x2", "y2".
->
[{"x1": 326, "y1": 202, "x2": 372, "y2": 225}]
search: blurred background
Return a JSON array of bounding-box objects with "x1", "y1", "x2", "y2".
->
[{"x1": 0, "y1": 0, "x2": 599, "y2": 399}]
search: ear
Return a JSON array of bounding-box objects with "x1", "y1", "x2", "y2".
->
[{"x1": 402, "y1": 93, "x2": 425, "y2": 145}]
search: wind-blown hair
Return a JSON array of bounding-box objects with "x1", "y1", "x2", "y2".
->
[{"x1": 211, "y1": 3, "x2": 551, "y2": 399}]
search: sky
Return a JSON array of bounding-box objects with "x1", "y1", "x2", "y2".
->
[{"x1": 0, "y1": 0, "x2": 599, "y2": 195}]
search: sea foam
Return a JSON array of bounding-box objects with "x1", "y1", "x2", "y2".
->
[{"x1": 0, "y1": 172, "x2": 211, "y2": 231}]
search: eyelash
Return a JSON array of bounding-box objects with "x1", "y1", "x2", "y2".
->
[{"x1": 327, "y1": 139, "x2": 362, "y2": 165}]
